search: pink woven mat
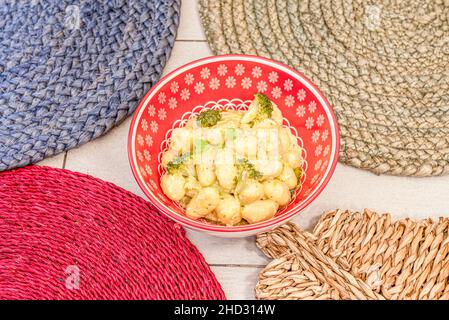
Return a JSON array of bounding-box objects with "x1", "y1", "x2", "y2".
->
[{"x1": 0, "y1": 166, "x2": 225, "y2": 300}]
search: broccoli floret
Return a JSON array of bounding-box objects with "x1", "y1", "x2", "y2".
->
[
  {"x1": 293, "y1": 167, "x2": 302, "y2": 181},
  {"x1": 197, "y1": 109, "x2": 222, "y2": 127},
  {"x1": 254, "y1": 93, "x2": 273, "y2": 122},
  {"x1": 236, "y1": 158, "x2": 262, "y2": 180},
  {"x1": 166, "y1": 153, "x2": 191, "y2": 175}
]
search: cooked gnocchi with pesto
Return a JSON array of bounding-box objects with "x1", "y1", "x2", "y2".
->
[{"x1": 160, "y1": 93, "x2": 303, "y2": 226}]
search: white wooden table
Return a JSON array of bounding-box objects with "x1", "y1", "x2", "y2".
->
[{"x1": 38, "y1": 0, "x2": 449, "y2": 299}]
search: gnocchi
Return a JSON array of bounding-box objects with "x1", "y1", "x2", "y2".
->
[
  {"x1": 263, "y1": 180, "x2": 291, "y2": 207},
  {"x1": 242, "y1": 200, "x2": 279, "y2": 224},
  {"x1": 279, "y1": 164, "x2": 298, "y2": 189},
  {"x1": 160, "y1": 93, "x2": 304, "y2": 225},
  {"x1": 186, "y1": 187, "x2": 220, "y2": 219},
  {"x1": 161, "y1": 173, "x2": 185, "y2": 201},
  {"x1": 215, "y1": 195, "x2": 242, "y2": 226},
  {"x1": 237, "y1": 180, "x2": 264, "y2": 205}
]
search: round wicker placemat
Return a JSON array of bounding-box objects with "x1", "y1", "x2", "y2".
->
[
  {"x1": 199, "y1": 0, "x2": 449, "y2": 176},
  {"x1": 255, "y1": 209, "x2": 449, "y2": 300},
  {"x1": 0, "y1": 166, "x2": 225, "y2": 300},
  {"x1": 0, "y1": 0, "x2": 180, "y2": 171}
]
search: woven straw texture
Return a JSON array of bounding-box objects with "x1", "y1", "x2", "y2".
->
[
  {"x1": 255, "y1": 209, "x2": 449, "y2": 300},
  {"x1": 199, "y1": 0, "x2": 449, "y2": 176},
  {"x1": 0, "y1": 0, "x2": 180, "y2": 171},
  {"x1": 0, "y1": 166, "x2": 225, "y2": 300}
]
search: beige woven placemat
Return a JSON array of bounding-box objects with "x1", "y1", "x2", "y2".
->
[
  {"x1": 199, "y1": 1, "x2": 449, "y2": 176},
  {"x1": 255, "y1": 209, "x2": 449, "y2": 300}
]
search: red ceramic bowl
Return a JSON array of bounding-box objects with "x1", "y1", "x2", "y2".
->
[{"x1": 128, "y1": 55, "x2": 339, "y2": 237}]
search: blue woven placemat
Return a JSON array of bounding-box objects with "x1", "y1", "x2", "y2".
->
[{"x1": 0, "y1": 0, "x2": 180, "y2": 171}]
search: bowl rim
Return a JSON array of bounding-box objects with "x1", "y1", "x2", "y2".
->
[{"x1": 128, "y1": 54, "x2": 340, "y2": 233}]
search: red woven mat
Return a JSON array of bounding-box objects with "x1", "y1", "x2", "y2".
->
[{"x1": 0, "y1": 166, "x2": 225, "y2": 300}]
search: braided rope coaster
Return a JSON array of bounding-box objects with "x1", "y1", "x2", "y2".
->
[
  {"x1": 199, "y1": 0, "x2": 449, "y2": 176},
  {"x1": 255, "y1": 209, "x2": 449, "y2": 300},
  {"x1": 0, "y1": 166, "x2": 225, "y2": 300},
  {"x1": 0, "y1": 0, "x2": 180, "y2": 171}
]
